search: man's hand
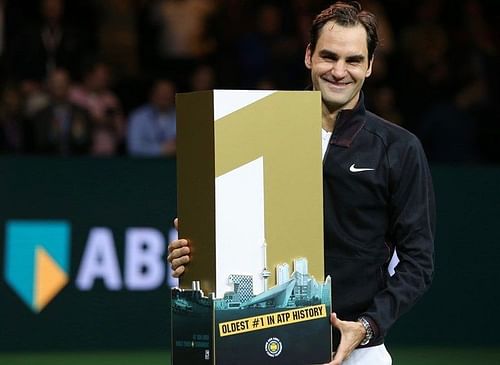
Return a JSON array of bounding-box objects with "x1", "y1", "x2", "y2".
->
[
  {"x1": 324, "y1": 313, "x2": 366, "y2": 365},
  {"x1": 167, "y1": 218, "x2": 191, "y2": 277}
]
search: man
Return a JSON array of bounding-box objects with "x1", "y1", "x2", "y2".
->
[
  {"x1": 168, "y1": 2, "x2": 435, "y2": 364},
  {"x1": 127, "y1": 79, "x2": 177, "y2": 157},
  {"x1": 31, "y1": 68, "x2": 92, "y2": 155}
]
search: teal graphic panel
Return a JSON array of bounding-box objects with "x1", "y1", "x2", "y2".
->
[{"x1": 5, "y1": 220, "x2": 70, "y2": 312}]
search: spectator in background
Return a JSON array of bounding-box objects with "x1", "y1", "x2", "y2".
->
[
  {"x1": 95, "y1": 0, "x2": 139, "y2": 79},
  {"x1": 454, "y1": 0, "x2": 498, "y2": 162},
  {"x1": 291, "y1": 0, "x2": 319, "y2": 47},
  {"x1": 362, "y1": 0, "x2": 396, "y2": 98},
  {"x1": 189, "y1": 63, "x2": 216, "y2": 91},
  {"x1": 7, "y1": 0, "x2": 94, "y2": 82},
  {"x1": 31, "y1": 68, "x2": 91, "y2": 155},
  {"x1": 0, "y1": 84, "x2": 26, "y2": 153},
  {"x1": 20, "y1": 79, "x2": 51, "y2": 121},
  {"x1": 0, "y1": 0, "x2": 497, "y2": 163},
  {"x1": 397, "y1": 0, "x2": 489, "y2": 163},
  {"x1": 369, "y1": 84, "x2": 403, "y2": 126},
  {"x1": 69, "y1": 60, "x2": 125, "y2": 151},
  {"x1": 91, "y1": 125, "x2": 119, "y2": 157},
  {"x1": 237, "y1": 3, "x2": 302, "y2": 89},
  {"x1": 397, "y1": 0, "x2": 450, "y2": 130},
  {"x1": 146, "y1": 0, "x2": 216, "y2": 85},
  {"x1": 127, "y1": 79, "x2": 176, "y2": 157}
]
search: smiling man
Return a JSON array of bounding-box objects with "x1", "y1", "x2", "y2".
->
[
  {"x1": 303, "y1": 3, "x2": 435, "y2": 365},
  {"x1": 168, "y1": 2, "x2": 435, "y2": 365}
]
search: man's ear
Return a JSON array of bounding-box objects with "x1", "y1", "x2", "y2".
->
[
  {"x1": 366, "y1": 57, "x2": 374, "y2": 78},
  {"x1": 304, "y1": 43, "x2": 312, "y2": 70}
]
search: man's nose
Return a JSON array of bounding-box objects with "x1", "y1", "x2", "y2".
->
[{"x1": 330, "y1": 61, "x2": 347, "y2": 78}]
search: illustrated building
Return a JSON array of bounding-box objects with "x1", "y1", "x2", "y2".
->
[
  {"x1": 276, "y1": 263, "x2": 290, "y2": 285},
  {"x1": 218, "y1": 256, "x2": 329, "y2": 310},
  {"x1": 228, "y1": 274, "x2": 254, "y2": 303}
]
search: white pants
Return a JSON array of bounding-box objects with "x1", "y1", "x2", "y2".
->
[{"x1": 342, "y1": 344, "x2": 392, "y2": 365}]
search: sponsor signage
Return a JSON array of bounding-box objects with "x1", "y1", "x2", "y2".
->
[
  {"x1": 4, "y1": 220, "x2": 178, "y2": 314},
  {"x1": 0, "y1": 157, "x2": 178, "y2": 351}
]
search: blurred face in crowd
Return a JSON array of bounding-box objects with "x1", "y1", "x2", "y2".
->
[
  {"x1": 190, "y1": 65, "x2": 215, "y2": 91},
  {"x1": 42, "y1": 0, "x2": 64, "y2": 24},
  {"x1": 48, "y1": 69, "x2": 71, "y2": 102},
  {"x1": 1, "y1": 88, "x2": 22, "y2": 115},
  {"x1": 86, "y1": 64, "x2": 111, "y2": 93},
  {"x1": 305, "y1": 21, "x2": 373, "y2": 113},
  {"x1": 151, "y1": 81, "x2": 175, "y2": 112},
  {"x1": 258, "y1": 5, "x2": 282, "y2": 35}
]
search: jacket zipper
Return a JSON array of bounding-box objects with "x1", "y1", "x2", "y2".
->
[{"x1": 323, "y1": 113, "x2": 341, "y2": 165}]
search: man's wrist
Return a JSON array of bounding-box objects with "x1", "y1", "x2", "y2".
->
[{"x1": 357, "y1": 316, "x2": 373, "y2": 346}]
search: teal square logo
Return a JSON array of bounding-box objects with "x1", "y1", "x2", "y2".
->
[{"x1": 4, "y1": 220, "x2": 70, "y2": 312}]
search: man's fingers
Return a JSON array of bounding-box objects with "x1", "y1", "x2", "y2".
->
[
  {"x1": 172, "y1": 265, "x2": 186, "y2": 278},
  {"x1": 167, "y1": 246, "x2": 190, "y2": 264},
  {"x1": 324, "y1": 352, "x2": 342, "y2": 365},
  {"x1": 330, "y1": 312, "x2": 342, "y2": 330},
  {"x1": 168, "y1": 244, "x2": 190, "y2": 257},
  {"x1": 323, "y1": 314, "x2": 344, "y2": 364},
  {"x1": 328, "y1": 314, "x2": 366, "y2": 365},
  {"x1": 167, "y1": 244, "x2": 190, "y2": 278},
  {"x1": 168, "y1": 239, "x2": 189, "y2": 254},
  {"x1": 171, "y1": 255, "x2": 190, "y2": 270},
  {"x1": 327, "y1": 359, "x2": 341, "y2": 365},
  {"x1": 171, "y1": 255, "x2": 189, "y2": 278},
  {"x1": 168, "y1": 219, "x2": 189, "y2": 278},
  {"x1": 331, "y1": 340, "x2": 349, "y2": 365}
]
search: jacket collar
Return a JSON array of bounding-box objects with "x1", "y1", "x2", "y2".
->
[{"x1": 331, "y1": 92, "x2": 366, "y2": 148}]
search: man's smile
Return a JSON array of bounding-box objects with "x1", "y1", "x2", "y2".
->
[{"x1": 321, "y1": 77, "x2": 353, "y2": 89}]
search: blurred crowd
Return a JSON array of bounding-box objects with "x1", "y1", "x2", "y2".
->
[{"x1": 0, "y1": 0, "x2": 498, "y2": 162}]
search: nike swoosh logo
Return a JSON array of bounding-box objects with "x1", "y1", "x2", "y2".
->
[{"x1": 349, "y1": 164, "x2": 375, "y2": 173}]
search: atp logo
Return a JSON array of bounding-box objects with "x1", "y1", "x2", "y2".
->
[
  {"x1": 265, "y1": 337, "x2": 283, "y2": 358},
  {"x1": 4, "y1": 220, "x2": 70, "y2": 313}
]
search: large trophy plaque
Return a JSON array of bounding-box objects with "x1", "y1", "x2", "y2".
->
[{"x1": 172, "y1": 90, "x2": 332, "y2": 364}]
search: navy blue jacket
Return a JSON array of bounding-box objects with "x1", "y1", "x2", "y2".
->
[{"x1": 323, "y1": 94, "x2": 436, "y2": 347}]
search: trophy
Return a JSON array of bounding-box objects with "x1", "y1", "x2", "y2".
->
[{"x1": 172, "y1": 90, "x2": 332, "y2": 364}]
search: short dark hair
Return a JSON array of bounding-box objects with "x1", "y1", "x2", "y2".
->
[{"x1": 309, "y1": 1, "x2": 378, "y2": 60}]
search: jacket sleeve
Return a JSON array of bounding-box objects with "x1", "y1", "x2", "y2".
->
[{"x1": 362, "y1": 135, "x2": 436, "y2": 340}]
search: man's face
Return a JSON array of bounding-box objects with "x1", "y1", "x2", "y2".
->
[
  {"x1": 152, "y1": 81, "x2": 175, "y2": 111},
  {"x1": 49, "y1": 69, "x2": 70, "y2": 101},
  {"x1": 305, "y1": 21, "x2": 373, "y2": 112}
]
